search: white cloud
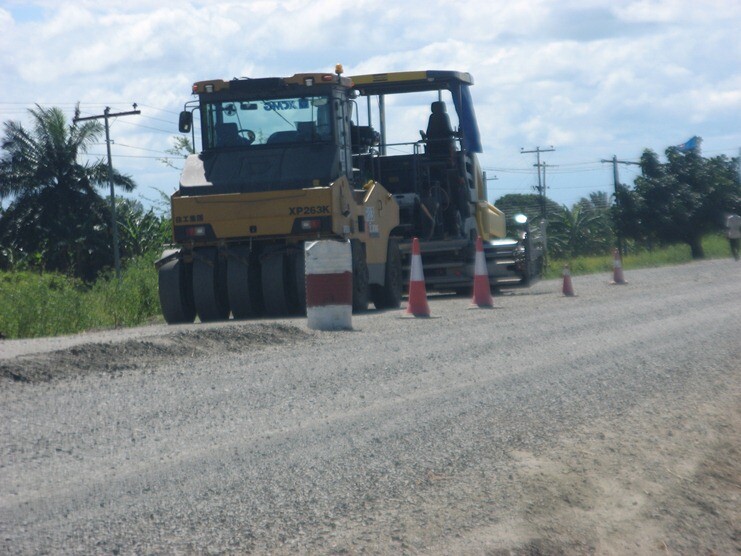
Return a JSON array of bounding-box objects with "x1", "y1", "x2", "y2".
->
[
  {"x1": 1, "y1": 0, "x2": 740, "y2": 207},
  {"x1": 615, "y1": 0, "x2": 738, "y2": 24}
]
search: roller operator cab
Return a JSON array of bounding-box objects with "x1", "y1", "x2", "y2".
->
[{"x1": 156, "y1": 67, "x2": 543, "y2": 324}]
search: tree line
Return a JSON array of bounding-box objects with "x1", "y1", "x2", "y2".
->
[
  {"x1": 1, "y1": 106, "x2": 740, "y2": 284},
  {"x1": 0, "y1": 105, "x2": 170, "y2": 281},
  {"x1": 497, "y1": 145, "x2": 740, "y2": 260}
]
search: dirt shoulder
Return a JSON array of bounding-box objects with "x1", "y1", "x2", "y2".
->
[{"x1": 432, "y1": 387, "x2": 741, "y2": 555}]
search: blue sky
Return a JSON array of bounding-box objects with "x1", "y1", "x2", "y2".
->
[{"x1": 1, "y1": 0, "x2": 739, "y2": 211}]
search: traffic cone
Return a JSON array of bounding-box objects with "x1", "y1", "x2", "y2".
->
[
  {"x1": 405, "y1": 237, "x2": 431, "y2": 317},
  {"x1": 562, "y1": 265, "x2": 575, "y2": 297},
  {"x1": 471, "y1": 236, "x2": 494, "y2": 308},
  {"x1": 611, "y1": 248, "x2": 627, "y2": 285}
]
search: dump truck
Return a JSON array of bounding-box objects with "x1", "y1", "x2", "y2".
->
[{"x1": 156, "y1": 66, "x2": 542, "y2": 323}]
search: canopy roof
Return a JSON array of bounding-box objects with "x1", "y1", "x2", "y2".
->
[
  {"x1": 350, "y1": 70, "x2": 474, "y2": 96},
  {"x1": 351, "y1": 70, "x2": 482, "y2": 153}
]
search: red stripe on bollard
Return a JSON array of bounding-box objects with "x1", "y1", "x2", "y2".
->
[{"x1": 305, "y1": 272, "x2": 353, "y2": 308}]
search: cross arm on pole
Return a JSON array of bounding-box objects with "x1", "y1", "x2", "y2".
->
[{"x1": 73, "y1": 108, "x2": 141, "y2": 123}]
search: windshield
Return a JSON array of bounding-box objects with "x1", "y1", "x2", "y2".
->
[{"x1": 202, "y1": 95, "x2": 333, "y2": 149}]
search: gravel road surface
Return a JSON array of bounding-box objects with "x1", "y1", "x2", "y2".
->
[{"x1": 1, "y1": 259, "x2": 739, "y2": 554}]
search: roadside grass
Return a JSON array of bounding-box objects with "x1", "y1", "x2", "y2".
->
[
  {"x1": 0, "y1": 272, "x2": 93, "y2": 339},
  {"x1": 544, "y1": 234, "x2": 730, "y2": 280},
  {"x1": 0, "y1": 235, "x2": 734, "y2": 339},
  {"x1": 0, "y1": 251, "x2": 161, "y2": 339},
  {"x1": 88, "y1": 251, "x2": 161, "y2": 328}
]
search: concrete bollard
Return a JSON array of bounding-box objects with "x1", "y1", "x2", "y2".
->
[{"x1": 305, "y1": 240, "x2": 353, "y2": 331}]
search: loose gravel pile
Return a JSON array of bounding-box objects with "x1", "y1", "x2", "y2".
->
[
  {"x1": 1, "y1": 259, "x2": 739, "y2": 554},
  {"x1": 1, "y1": 323, "x2": 307, "y2": 384}
]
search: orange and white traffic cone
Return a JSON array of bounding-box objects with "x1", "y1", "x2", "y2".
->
[
  {"x1": 471, "y1": 236, "x2": 494, "y2": 308},
  {"x1": 611, "y1": 248, "x2": 627, "y2": 285},
  {"x1": 405, "y1": 237, "x2": 431, "y2": 317},
  {"x1": 562, "y1": 264, "x2": 575, "y2": 297}
]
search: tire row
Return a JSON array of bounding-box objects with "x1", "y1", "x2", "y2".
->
[
  {"x1": 158, "y1": 246, "x2": 304, "y2": 324},
  {"x1": 158, "y1": 240, "x2": 402, "y2": 324}
]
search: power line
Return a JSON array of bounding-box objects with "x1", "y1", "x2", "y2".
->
[
  {"x1": 487, "y1": 167, "x2": 603, "y2": 176},
  {"x1": 138, "y1": 114, "x2": 177, "y2": 125},
  {"x1": 110, "y1": 118, "x2": 173, "y2": 134},
  {"x1": 0, "y1": 102, "x2": 178, "y2": 127},
  {"x1": 81, "y1": 153, "x2": 183, "y2": 160},
  {"x1": 136, "y1": 103, "x2": 181, "y2": 116},
  {"x1": 111, "y1": 142, "x2": 173, "y2": 155}
]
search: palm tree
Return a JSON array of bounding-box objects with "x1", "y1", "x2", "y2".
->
[
  {"x1": 577, "y1": 191, "x2": 616, "y2": 250},
  {"x1": 548, "y1": 203, "x2": 608, "y2": 259},
  {"x1": 0, "y1": 104, "x2": 136, "y2": 280}
]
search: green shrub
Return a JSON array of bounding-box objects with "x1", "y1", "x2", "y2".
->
[
  {"x1": 89, "y1": 251, "x2": 161, "y2": 327},
  {"x1": 545, "y1": 234, "x2": 731, "y2": 279},
  {"x1": 0, "y1": 251, "x2": 162, "y2": 339},
  {"x1": 0, "y1": 272, "x2": 92, "y2": 338}
]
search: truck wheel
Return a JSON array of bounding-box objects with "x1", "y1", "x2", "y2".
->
[
  {"x1": 193, "y1": 248, "x2": 230, "y2": 322},
  {"x1": 158, "y1": 258, "x2": 196, "y2": 324},
  {"x1": 261, "y1": 250, "x2": 290, "y2": 316},
  {"x1": 371, "y1": 239, "x2": 402, "y2": 309},
  {"x1": 351, "y1": 240, "x2": 369, "y2": 312},
  {"x1": 227, "y1": 246, "x2": 262, "y2": 319}
]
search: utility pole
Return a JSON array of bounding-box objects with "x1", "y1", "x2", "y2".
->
[
  {"x1": 483, "y1": 172, "x2": 499, "y2": 202},
  {"x1": 521, "y1": 146, "x2": 554, "y2": 266},
  {"x1": 601, "y1": 155, "x2": 640, "y2": 255},
  {"x1": 521, "y1": 146, "x2": 555, "y2": 219},
  {"x1": 533, "y1": 162, "x2": 557, "y2": 218},
  {"x1": 74, "y1": 105, "x2": 141, "y2": 280}
]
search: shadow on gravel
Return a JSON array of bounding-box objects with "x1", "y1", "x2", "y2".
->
[{"x1": 0, "y1": 323, "x2": 309, "y2": 385}]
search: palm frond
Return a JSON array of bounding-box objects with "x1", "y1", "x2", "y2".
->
[{"x1": 84, "y1": 160, "x2": 137, "y2": 192}]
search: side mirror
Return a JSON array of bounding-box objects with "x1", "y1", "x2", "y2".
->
[{"x1": 178, "y1": 111, "x2": 193, "y2": 133}]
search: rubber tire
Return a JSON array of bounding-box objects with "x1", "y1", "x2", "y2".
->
[
  {"x1": 261, "y1": 250, "x2": 290, "y2": 316},
  {"x1": 371, "y1": 239, "x2": 403, "y2": 309},
  {"x1": 288, "y1": 248, "x2": 306, "y2": 316},
  {"x1": 227, "y1": 246, "x2": 262, "y2": 319},
  {"x1": 351, "y1": 240, "x2": 369, "y2": 312},
  {"x1": 158, "y1": 258, "x2": 196, "y2": 324},
  {"x1": 193, "y1": 248, "x2": 230, "y2": 322}
]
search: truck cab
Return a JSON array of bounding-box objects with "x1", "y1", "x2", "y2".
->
[{"x1": 178, "y1": 71, "x2": 357, "y2": 196}]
